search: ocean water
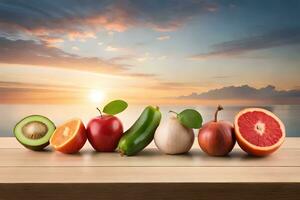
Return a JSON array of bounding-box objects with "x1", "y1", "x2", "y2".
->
[{"x1": 0, "y1": 104, "x2": 299, "y2": 137}]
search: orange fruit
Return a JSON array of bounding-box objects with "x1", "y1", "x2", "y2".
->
[
  {"x1": 234, "y1": 108, "x2": 285, "y2": 156},
  {"x1": 50, "y1": 118, "x2": 87, "y2": 154}
]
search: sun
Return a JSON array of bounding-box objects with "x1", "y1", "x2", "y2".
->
[{"x1": 89, "y1": 90, "x2": 105, "y2": 103}]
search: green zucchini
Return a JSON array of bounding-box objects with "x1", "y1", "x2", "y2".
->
[{"x1": 118, "y1": 106, "x2": 161, "y2": 156}]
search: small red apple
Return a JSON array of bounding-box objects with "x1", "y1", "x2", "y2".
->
[{"x1": 86, "y1": 108, "x2": 123, "y2": 152}]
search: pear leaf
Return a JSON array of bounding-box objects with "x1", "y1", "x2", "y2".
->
[
  {"x1": 103, "y1": 100, "x2": 128, "y2": 115},
  {"x1": 177, "y1": 109, "x2": 202, "y2": 129}
]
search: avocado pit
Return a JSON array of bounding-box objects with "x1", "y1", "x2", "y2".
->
[{"x1": 22, "y1": 121, "x2": 48, "y2": 139}]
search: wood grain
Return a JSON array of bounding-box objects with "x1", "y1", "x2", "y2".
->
[
  {"x1": 0, "y1": 183, "x2": 299, "y2": 200},
  {"x1": 0, "y1": 137, "x2": 299, "y2": 199},
  {"x1": 0, "y1": 148, "x2": 299, "y2": 167},
  {"x1": 0, "y1": 166, "x2": 299, "y2": 183}
]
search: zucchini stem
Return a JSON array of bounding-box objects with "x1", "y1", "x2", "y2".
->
[{"x1": 118, "y1": 149, "x2": 125, "y2": 157}]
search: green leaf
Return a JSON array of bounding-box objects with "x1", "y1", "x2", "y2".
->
[
  {"x1": 103, "y1": 100, "x2": 128, "y2": 115},
  {"x1": 177, "y1": 109, "x2": 202, "y2": 129}
]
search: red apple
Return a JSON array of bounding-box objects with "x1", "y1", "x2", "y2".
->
[{"x1": 86, "y1": 110, "x2": 123, "y2": 152}]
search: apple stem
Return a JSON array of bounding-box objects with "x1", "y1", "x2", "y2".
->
[
  {"x1": 96, "y1": 107, "x2": 103, "y2": 117},
  {"x1": 214, "y1": 105, "x2": 223, "y2": 122},
  {"x1": 169, "y1": 110, "x2": 178, "y2": 116}
]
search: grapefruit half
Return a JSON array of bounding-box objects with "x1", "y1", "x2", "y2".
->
[
  {"x1": 234, "y1": 108, "x2": 285, "y2": 156},
  {"x1": 50, "y1": 118, "x2": 87, "y2": 154}
]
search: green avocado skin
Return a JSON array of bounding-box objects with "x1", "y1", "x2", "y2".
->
[
  {"x1": 18, "y1": 139, "x2": 49, "y2": 151},
  {"x1": 13, "y1": 115, "x2": 55, "y2": 151},
  {"x1": 118, "y1": 106, "x2": 161, "y2": 156}
]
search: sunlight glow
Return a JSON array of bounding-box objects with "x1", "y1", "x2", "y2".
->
[{"x1": 89, "y1": 90, "x2": 105, "y2": 103}]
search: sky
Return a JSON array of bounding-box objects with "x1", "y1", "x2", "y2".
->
[{"x1": 0, "y1": 0, "x2": 300, "y2": 105}]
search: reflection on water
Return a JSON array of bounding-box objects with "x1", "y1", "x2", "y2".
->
[{"x1": 0, "y1": 104, "x2": 299, "y2": 137}]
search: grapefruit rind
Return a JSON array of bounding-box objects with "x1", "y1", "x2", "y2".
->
[
  {"x1": 234, "y1": 108, "x2": 285, "y2": 156},
  {"x1": 49, "y1": 118, "x2": 82, "y2": 149}
]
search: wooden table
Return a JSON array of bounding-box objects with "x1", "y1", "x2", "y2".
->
[{"x1": 0, "y1": 137, "x2": 299, "y2": 200}]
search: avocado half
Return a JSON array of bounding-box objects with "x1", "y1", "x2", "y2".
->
[{"x1": 14, "y1": 115, "x2": 56, "y2": 151}]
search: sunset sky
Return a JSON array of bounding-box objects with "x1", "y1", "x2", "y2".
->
[{"x1": 1, "y1": 0, "x2": 300, "y2": 105}]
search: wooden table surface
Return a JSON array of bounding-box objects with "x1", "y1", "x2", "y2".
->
[{"x1": 0, "y1": 137, "x2": 299, "y2": 200}]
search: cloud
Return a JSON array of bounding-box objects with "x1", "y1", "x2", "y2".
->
[
  {"x1": 0, "y1": 37, "x2": 161, "y2": 80},
  {"x1": 151, "y1": 82, "x2": 192, "y2": 90},
  {"x1": 0, "y1": 81, "x2": 88, "y2": 91},
  {"x1": 0, "y1": 36, "x2": 162, "y2": 83},
  {"x1": 105, "y1": 45, "x2": 119, "y2": 52},
  {"x1": 109, "y1": 53, "x2": 167, "y2": 64},
  {"x1": 104, "y1": 45, "x2": 134, "y2": 54},
  {"x1": 0, "y1": 0, "x2": 222, "y2": 44},
  {"x1": 108, "y1": 55, "x2": 136, "y2": 63},
  {"x1": 71, "y1": 46, "x2": 79, "y2": 51},
  {"x1": 178, "y1": 85, "x2": 300, "y2": 104},
  {"x1": 67, "y1": 31, "x2": 97, "y2": 41},
  {"x1": 39, "y1": 36, "x2": 64, "y2": 46},
  {"x1": 0, "y1": 1, "x2": 134, "y2": 43},
  {"x1": 211, "y1": 75, "x2": 232, "y2": 79},
  {"x1": 0, "y1": 81, "x2": 89, "y2": 104},
  {"x1": 156, "y1": 35, "x2": 170, "y2": 41},
  {"x1": 127, "y1": 73, "x2": 157, "y2": 78},
  {"x1": 150, "y1": 81, "x2": 211, "y2": 91},
  {"x1": 204, "y1": 3, "x2": 219, "y2": 12},
  {"x1": 151, "y1": 21, "x2": 183, "y2": 32},
  {"x1": 0, "y1": 37, "x2": 126, "y2": 74},
  {"x1": 189, "y1": 27, "x2": 300, "y2": 60},
  {"x1": 135, "y1": 52, "x2": 151, "y2": 62}
]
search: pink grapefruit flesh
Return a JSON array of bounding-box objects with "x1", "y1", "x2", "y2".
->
[{"x1": 234, "y1": 108, "x2": 285, "y2": 156}]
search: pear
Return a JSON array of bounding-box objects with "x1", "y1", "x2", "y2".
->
[
  {"x1": 198, "y1": 105, "x2": 235, "y2": 156},
  {"x1": 154, "y1": 113, "x2": 194, "y2": 155}
]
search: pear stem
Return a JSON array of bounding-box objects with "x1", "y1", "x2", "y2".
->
[
  {"x1": 214, "y1": 105, "x2": 223, "y2": 122},
  {"x1": 96, "y1": 107, "x2": 103, "y2": 117},
  {"x1": 169, "y1": 110, "x2": 178, "y2": 116}
]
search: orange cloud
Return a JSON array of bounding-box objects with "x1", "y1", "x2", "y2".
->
[
  {"x1": 105, "y1": 46, "x2": 119, "y2": 52},
  {"x1": 0, "y1": 37, "x2": 162, "y2": 90},
  {"x1": 67, "y1": 31, "x2": 97, "y2": 41},
  {"x1": 39, "y1": 36, "x2": 64, "y2": 46},
  {"x1": 0, "y1": 81, "x2": 88, "y2": 104},
  {"x1": 0, "y1": 37, "x2": 126, "y2": 74},
  {"x1": 156, "y1": 35, "x2": 171, "y2": 41},
  {"x1": 0, "y1": 0, "x2": 211, "y2": 44},
  {"x1": 85, "y1": 15, "x2": 130, "y2": 32}
]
